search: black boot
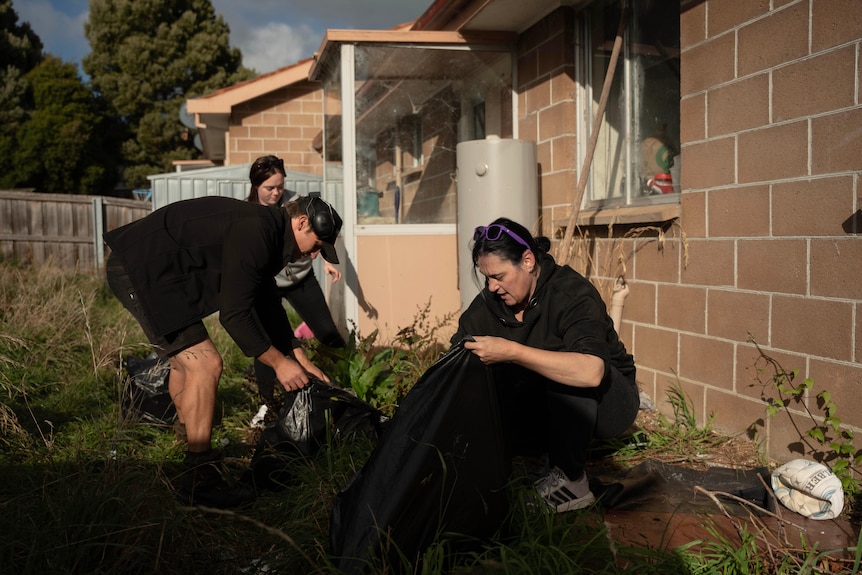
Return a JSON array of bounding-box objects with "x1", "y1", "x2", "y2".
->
[{"x1": 177, "y1": 449, "x2": 255, "y2": 508}]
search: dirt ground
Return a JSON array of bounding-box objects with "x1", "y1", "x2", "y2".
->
[{"x1": 590, "y1": 409, "x2": 861, "y2": 566}]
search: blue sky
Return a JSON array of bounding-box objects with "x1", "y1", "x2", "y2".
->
[{"x1": 16, "y1": 0, "x2": 432, "y2": 75}]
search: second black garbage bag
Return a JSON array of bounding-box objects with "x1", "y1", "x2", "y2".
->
[
  {"x1": 246, "y1": 378, "x2": 383, "y2": 491},
  {"x1": 330, "y1": 339, "x2": 511, "y2": 574}
]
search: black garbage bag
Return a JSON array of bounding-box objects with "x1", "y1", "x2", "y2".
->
[
  {"x1": 329, "y1": 341, "x2": 511, "y2": 574},
  {"x1": 246, "y1": 378, "x2": 383, "y2": 491},
  {"x1": 122, "y1": 354, "x2": 176, "y2": 425}
]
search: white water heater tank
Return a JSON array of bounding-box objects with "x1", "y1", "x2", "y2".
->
[{"x1": 456, "y1": 137, "x2": 539, "y2": 312}]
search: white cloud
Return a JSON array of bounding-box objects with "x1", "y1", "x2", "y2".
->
[
  {"x1": 211, "y1": 0, "x2": 431, "y2": 74},
  {"x1": 239, "y1": 22, "x2": 319, "y2": 73},
  {"x1": 24, "y1": 0, "x2": 432, "y2": 74},
  {"x1": 16, "y1": 0, "x2": 89, "y2": 65}
]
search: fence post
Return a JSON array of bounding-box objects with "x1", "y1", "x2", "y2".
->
[{"x1": 92, "y1": 197, "x2": 104, "y2": 270}]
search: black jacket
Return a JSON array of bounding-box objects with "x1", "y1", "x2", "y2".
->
[
  {"x1": 452, "y1": 253, "x2": 635, "y2": 385},
  {"x1": 104, "y1": 196, "x2": 298, "y2": 357}
]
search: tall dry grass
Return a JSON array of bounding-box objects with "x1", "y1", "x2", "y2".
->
[{"x1": 1, "y1": 259, "x2": 856, "y2": 575}]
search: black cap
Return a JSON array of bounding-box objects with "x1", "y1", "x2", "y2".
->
[{"x1": 295, "y1": 195, "x2": 342, "y2": 264}]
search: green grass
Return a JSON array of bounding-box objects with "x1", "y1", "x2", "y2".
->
[{"x1": 0, "y1": 259, "x2": 859, "y2": 574}]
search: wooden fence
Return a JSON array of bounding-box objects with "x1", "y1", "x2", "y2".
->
[{"x1": 0, "y1": 190, "x2": 152, "y2": 271}]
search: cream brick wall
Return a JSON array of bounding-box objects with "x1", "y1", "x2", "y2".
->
[
  {"x1": 516, "y1": 8, "x2": 578, "y2": 239},
  {"x1": 653, "y1": 0, "x2": 860, "y2": 463},
  {"x1": 227, "y1": 82, "x2": 324, "y2": 175},
  {"x1": 521, "y1": 2, "x2": 862, "y2": 464}
]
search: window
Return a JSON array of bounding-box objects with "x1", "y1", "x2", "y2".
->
[
  {"x1": 321, "y1": 43, "x2": 513, "y2": 225},
  {"x1": 583, "y1": 0, "x2": 681, "y2": 209},
  {"x1": 398, "y1": 114, "x2": 424, "y2": 169},
  {"x1": 472, "y1": 101, "x2": 486, "y2": 140}
]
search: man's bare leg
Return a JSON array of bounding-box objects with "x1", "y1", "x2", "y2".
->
[
  {"x1": 168, "y1": 338, "x2": 223, "y2": 453},
  {"x1": 167, "y1": 338, "x2": 253, "y2": 507}
]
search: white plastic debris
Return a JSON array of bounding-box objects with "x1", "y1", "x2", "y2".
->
[
  {"x1": 771, "y1": 459, "x2": 844, "y2": 520},
  {"x1": 251, "y1": 404, "x2": 268, "y2": 428}
]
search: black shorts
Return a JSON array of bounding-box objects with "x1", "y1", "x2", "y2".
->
[{"x1": 106, "y1": 252, "x2": 208, "y2": 358}]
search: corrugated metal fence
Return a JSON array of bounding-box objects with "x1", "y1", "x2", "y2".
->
[
  {"x1": 0, "y1": 191, "x2": 151, "y2": 271},
  {"x1": 0, "y1": 167, "x2": 331, "y2": 272},
  {"x1": 148, "y1": 164, "x2": 323, "y2": 209}
]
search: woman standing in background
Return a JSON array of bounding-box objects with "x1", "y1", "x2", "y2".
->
[{"x1": 247, "y1": 155, "x2": 346, "y2": 401}]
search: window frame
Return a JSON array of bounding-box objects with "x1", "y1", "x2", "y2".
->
[{"x1": 577, "y1": 0, "x2": 682, "y2": 215}]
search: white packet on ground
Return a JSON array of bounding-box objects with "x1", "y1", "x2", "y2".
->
[{"x1": 771, "y1": 459, "x2": 844, "y2": 520}]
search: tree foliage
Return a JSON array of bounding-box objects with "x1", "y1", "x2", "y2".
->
[
  {"x1": 82, "y1": 0, "x2": 254, "y2": 187},
  {"x1": 0, "y1": 0, "x2": 42, "y2": 122},
  {"x1": 0, "y1": 1, "x2": 120, "y2": 194},
  {"x1": 0, "y1": 0, "x2": 43, "y2": 188},
  {"x1": 1, "y1": 0, "x2": 255, "y2": 194},
  {"x1": 12, "y1": 56, "x2": 119, "y2": 194}
]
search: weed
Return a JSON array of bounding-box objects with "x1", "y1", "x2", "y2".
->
[
  {"x1": 313, "y1": 327, "x2": 404, "y2": 413},
  {"x1": 387, "y1": 298, "x2": 456, "y2": 383},
  {"x1": 1, "y1": 260, "x2": 859, "y2": 574},
  {"x1": 610, "y1": 380, "x2": 725, "y2": 466},
  {"x1": 309, "y1": 298, "x2": 454, "y2": 416},
  {"x1": 749, "y1": 337, "x2": 862, "y2": 497},
  {"x1": 556, "y1": 219, "x2": 690, "y2": 304}
]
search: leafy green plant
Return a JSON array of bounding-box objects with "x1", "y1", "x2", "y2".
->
[
  {"x1": 308, "y1": 298, "x2": 454, "y2": 416},
  {"x1": 750, "y1": 337, "x2": 862, "y2": 496},
  {"x1": 317, "y1": 327, "x2": 404, "y2": 413}
]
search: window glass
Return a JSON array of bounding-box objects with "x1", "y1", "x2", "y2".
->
[
  {"x1": 320, "y1": 49, "x2": 346, "y2": 219},
  {"x1": 473, "y1": 102, "x2": 486, "y2": 140},
  {"x1": 586, "y1": 0, "x2": 680, "y2": 208},
  {"x1": 350, "y1": 45, "x2": 512, "y2": 224}
]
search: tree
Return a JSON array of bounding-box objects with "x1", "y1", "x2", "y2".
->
[
  {"x1": 82, "y1": 0, "x2": 254, "y2": 187},
  {"x1": 12, "y1": 56, "x2": 119, "y2": 194},
  {"x1": 0, "y1": 0, "x2": 43, "y2": 189},
  {"x1": 0, "y1": 0, "x2": 42, "y2": 124}
]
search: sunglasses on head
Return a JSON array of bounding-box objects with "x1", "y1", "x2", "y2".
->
[
  {"x1": 255, "y1": 156, "x2": 284, "y2": 171},
  {"x1": 473, "y1": 224, "x2": 531, "y2": 251}
]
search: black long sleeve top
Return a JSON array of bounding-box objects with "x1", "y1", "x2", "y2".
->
[{"x1": 104, "y1": 196, "x2": 299, "y2": 357}]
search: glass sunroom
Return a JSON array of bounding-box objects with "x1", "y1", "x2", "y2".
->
[{"x1": 308, "y1": 30, "x2": 516, "y2": 337}]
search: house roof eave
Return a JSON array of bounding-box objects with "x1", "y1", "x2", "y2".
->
[
  {"x1": 185, "y1": 59, "x2": 315, "y2": 162},
  {"x1": 434, "y1": 0, "x2": 702, "y2": 34},
  {"x1": 413, "y1": 0, "x2": 587, "y2": 34},
  {"x1": 186, "y1": 58, "x2": 315, "y2": 115},
  {"x1": 308, "y1": 28, "x2": 517, "y2": 81},
  {"x1": 194, "y1": 113, "x2": 230, "y2": 162}
]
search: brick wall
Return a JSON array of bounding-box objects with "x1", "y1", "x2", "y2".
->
[
  {"x1": 668, "y1": 0, "x2": 862, "y2": 462},
  {"x1": 522, "y1": 2, "x2": 862, "y2": 463},
  {"x1": 517, "y1": 8, "x2": 579, "y2": 233},
  {"x1": 227, "y1": 81, "x2": 324, "y2": 175}
]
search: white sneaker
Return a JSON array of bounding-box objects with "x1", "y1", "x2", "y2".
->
[{"x1": 534, "y1": 466, "x2": 595, "y2": 512}]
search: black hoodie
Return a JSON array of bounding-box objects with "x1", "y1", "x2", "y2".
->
[{"x1": 452, "y1": 252, "x2": 635, "y2": 385}]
